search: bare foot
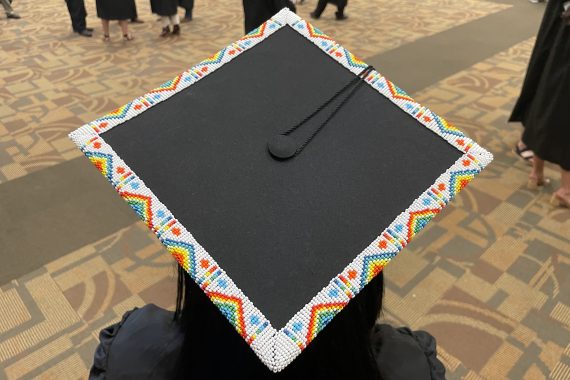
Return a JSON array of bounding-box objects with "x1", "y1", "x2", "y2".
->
[
  {"x1": 527, "y1": 175, "x2": 550, "y2": 190},
  {"x1": 551, "y1": 189, "x2": 570, "y2": 208}
]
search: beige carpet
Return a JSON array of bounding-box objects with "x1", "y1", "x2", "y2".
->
[{"x1": 0, "y1": 0, "x2": 569, "y2": 379}]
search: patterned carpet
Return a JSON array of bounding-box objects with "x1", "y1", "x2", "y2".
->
[
  {"x1": 0, "y1": 0, "x2": 508, "y2": 183},
  {"x1": 1, "y1": 0, "x2": 569, "y2": 379}
]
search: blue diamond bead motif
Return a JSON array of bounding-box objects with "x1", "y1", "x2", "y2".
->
[{"x1": 250, "y1": 315, "x2": 260, "y2": 325}]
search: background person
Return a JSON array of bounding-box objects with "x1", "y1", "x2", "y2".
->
[
  {"x1": 65, "y1": 0, "x2": 93, "y2": 37},
  {"x1": 151, "y1": 0, "x2": 181, "y2": 36},
  {"x1": 1, "y1": 0, "x2": 20, "y2": 19},
  {"x1": 310, "y1": 0, "x2": 348, "y2": 21},
  {"x1": 242, "y1": 0, "x2": 296, "y2": 33},
  {"x1": 510, "y1": 0, "x2": 570, "y2": 207},
  {"x1": 179, "y1": 0, "x2": 193, "y2": 22},
  {"x1": 97, "y1": 0, "x2": 136, "y2": 41},
  {"x1": 130, "y1": 1, "x2": 145, "y2": 23}
]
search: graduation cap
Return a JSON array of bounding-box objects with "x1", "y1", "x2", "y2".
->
[{"x1": 69, "y1": 8, "x2": 492, "y2": 373}]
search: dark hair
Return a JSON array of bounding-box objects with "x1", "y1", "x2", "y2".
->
[{"x1": 175, "y1": 266, "x2": 384, "y2": 379}]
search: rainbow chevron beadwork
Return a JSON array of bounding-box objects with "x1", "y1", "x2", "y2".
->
[{"x1": 69, "y1": 8, "x2": 493, "y2": 373}]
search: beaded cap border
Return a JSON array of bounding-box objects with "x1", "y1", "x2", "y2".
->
[{"x1": 69, "y1": 8, "x2": 493, "y2": 372}]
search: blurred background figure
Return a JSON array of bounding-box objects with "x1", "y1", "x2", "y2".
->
[
  {"x1": 130, "y1": 1, "x2": 145, "y2": 23},
  {"x1": 242, "y1": 0, "x2": 296, "y2": 33},
  {"x1": 310, "y1": 0, "x2": 348, "y2": 21},
  {"x1": 65, "y1": 0, "x2": 93, "y2": 37},
  {"x1": 1, "y1": 0, "x2": 20, "y2": 19},
  {"x1": 97, "y1": 0, "x2": 136, "y2": 41},
  {"x1": 179, "y1": 0, "x2": 193, "y2": 23},
  {"x1": 510, "y1": 0, "x2": 570, "y2": 208},
  {"x1": 151, "y1": 0, "x2": 181, "y2": 36}
]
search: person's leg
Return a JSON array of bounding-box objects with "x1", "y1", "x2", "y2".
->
[
  {"x1": 335, "y1": 0, "x2": 348, "y2": 20},
  {"x1": 1, "y1": 0, "x2": 12, "y2": 13},
  {"x1": 515, "y1": 139, "x2": 534, "y2": 164},
  {"x1": 1, "y1": 0, "x2": 19, "y2": 18},
  {"x1": 101, "y1": 19, "x2": 110, "y2": 40},
  {"x1": 171, "y1": 14, "x2": 180, "y2": 34},
  {"x1": 184, "y1": 0, "x2": 193, "y2": 21},
  {"x1": 561, "y1": 170, "x2": 570, "y2": 194},
  {"x1": 77, "y1": 0, "x2": 88, "y2": 31},
  {"x1": 65, "y1": 0, "x2": 77, "y2": 30},
  {"x1": 131, "y1": 1, "x2": 143, "y2": 23},
  {"x1": 528, "y1": 155, "x2": 548, "y2": 189},
  {"x1": 552, "y1": 169, "x2": 570, "y2": 207},
  {"x1": 119, "y1": 20, "x2": 134, "y2": 40},
  {"x1": 66, "y1": 0, "x2": 90, "y2": 34},
  {"x1": 160, "y1": 16, "x2": 171, "y2": 36},
  {"x1": 311, "y1": 0, "x2": 328, "y2": 18}
]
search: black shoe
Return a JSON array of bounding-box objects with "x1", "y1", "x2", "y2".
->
[
  {"x1": 172, "y1": 24, "x2": 180, "y2": 35},
  {"x1": 160, "y1": 26, "x2": 170, "y2": 37},
  {"x1": 7, "y1": 12, "x2": 20, "y2": 19},
  {"x1": 309, "y1": 11, "x2": 320, "y2": 19},
  {"x1": 76, "y1": 29, "x2": 93, "y2": 37},
  {"x1": 181, "y1": 16, "x2": 192, "y2": 23},
  {"x1": 335, "y1": 12, "x2": 348, "y2": 21},
  {"x1": 85, "y1": 27, "x2": 94, "y2": 32}
]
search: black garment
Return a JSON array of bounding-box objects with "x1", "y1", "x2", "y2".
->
[
  {"x1": 242, "y1": 0, "x2": 296, "y2": 33},
  {"x1": 150, "y1": 0, "x2": 178, "y2": 16},
  {"x1": 96, "y1": 0, "x2": 136, "y2": 20},
  {"x1": 131, "y1": 0, "x2": 138, "y2": 20},
  {"x1": 65, "y1": 0, "x2": 87, "y2": 32},
  {"x1": 510, "y1": 0, "x2": 570, "y2": 170},
  {"x1": 372, "y1": 325, "x2": 446, "y2": 380},
  {"x1": 89, "y1": 304, "x2": 446, "y2": 380},
  {"x1": 179, "y1": 0, "x2": 193, "y2": 19},
  {"x1": 313, "y1": 0, "x2": 347, "y2": 18}
]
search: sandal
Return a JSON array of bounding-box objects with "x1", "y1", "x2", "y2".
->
[
  {"x1": 514, "y1": 143, "x2": 534, "y2": 165},
  {"x1": 550, "y1": 191, "x2": 570, "y2": 208},
  {"x1": 102, "y1": 34, "x2": 111, "y2": 42},
  {"x1": 123, "y1": 33, "x2": 134, "y2": 41},
  {"x1": 527, "y1": 176, "x2": 550, "y2": 190}
]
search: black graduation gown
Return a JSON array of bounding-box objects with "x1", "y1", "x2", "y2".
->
[
  {"x1": 89, "y1": 304, "x2": 446, "y2": 380},
  {"x1": 150, "y1": 0, "x2": 178, "y2": 16},
  {"x1": 510, "y1": 0, "x2": 570, "y2": 170},
  {"x1": 96, "y1": 0, "x2": 136, "y2": 20},
  {"x1": 317, "y1": 0, "x2": 348, "y2": 8},
  {"x1": 178, "y1": 0, "x2": 193, "y2": 10},
  {"x1": 242, "y1": 0, "x2": 296, "y2": 33}
]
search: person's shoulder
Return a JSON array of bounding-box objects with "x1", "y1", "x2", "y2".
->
[
  {"x1": 372, "y1": 324, "x2": 446, "y2": 380},
  {"x1": 89, "y1": 304, "x2": 183, "y2": 380}
]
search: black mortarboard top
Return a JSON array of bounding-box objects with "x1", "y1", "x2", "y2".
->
[{"x1": 69, "y1": 8, "x2": 492, "y2": 373}]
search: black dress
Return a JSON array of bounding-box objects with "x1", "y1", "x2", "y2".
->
[
  {"x1": 509, "y1": 0, "x2": 570, "y2": 170},
  {"x1": 96, "y1": 0, "x2": 136, "y2": 20},
  {"x1": 150, "y1": 0, "x2": 178, "y2": 16},
  {"x1": 89, "y1": 304, "x2": 446, "y2": 380},
  {"x1": 242, "y1": 0, "x2": 296, "y2": 33}
]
